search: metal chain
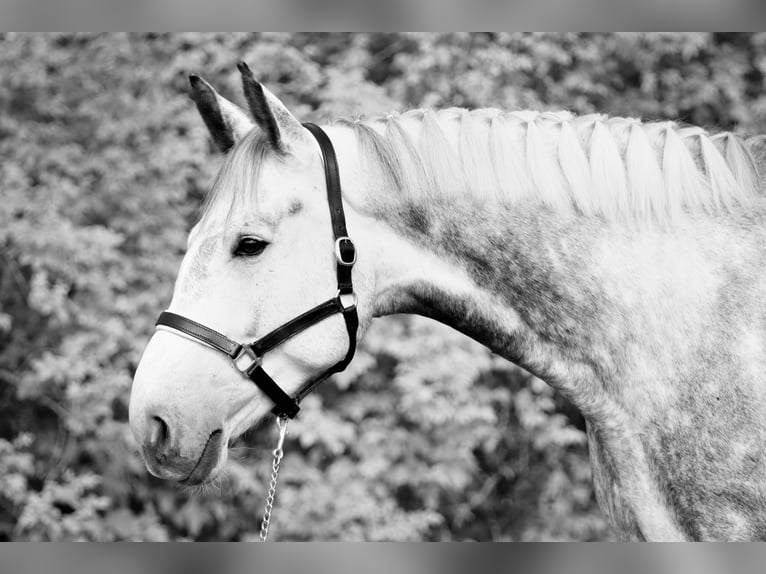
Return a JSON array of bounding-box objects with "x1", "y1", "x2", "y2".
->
[{"x1": 259, "y1": 415, "x2": 289, "y2": 542}]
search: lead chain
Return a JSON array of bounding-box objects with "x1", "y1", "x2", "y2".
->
[{"x1": 259, "y1": 415, "x2": 289, "y2": 542}]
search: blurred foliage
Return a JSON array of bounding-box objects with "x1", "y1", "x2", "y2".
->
[{"x1": 1, "y1": 32, "x2": 765, "y2": 541}]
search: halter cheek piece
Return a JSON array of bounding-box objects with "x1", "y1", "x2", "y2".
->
[{"x1": 155, "y1": 123, "x2": 358, "y2": 419}]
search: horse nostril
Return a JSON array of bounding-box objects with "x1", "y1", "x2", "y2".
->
[{"x1": 146, "y1": 416, "x2": 170, "y2": 460}]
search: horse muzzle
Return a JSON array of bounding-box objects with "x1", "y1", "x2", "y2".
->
[{"x1": 136, "y1": 413, "x2": 226, "y2": 484}]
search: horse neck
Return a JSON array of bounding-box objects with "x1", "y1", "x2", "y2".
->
[{"x1": 375, "y1": 198, "x2": 620, "y2": 387}]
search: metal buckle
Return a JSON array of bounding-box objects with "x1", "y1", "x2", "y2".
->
[
  {"x1": 233, "y1": 346, "x2": 261, "y2": 373},
  {"x1": 337, "y1": 290, "x2": 358, "y2": 311},
  {"x1": 334, "y1": 237, "x2": 356, "y2": 266}
]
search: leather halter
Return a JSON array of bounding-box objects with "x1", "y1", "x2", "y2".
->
[{"x1": 155, "y1": 123, "x2": 358, "y2": 419}]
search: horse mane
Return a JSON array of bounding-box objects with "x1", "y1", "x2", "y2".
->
[{"x1": 335, "y1": 109, "x2": 761, "y2": 224}]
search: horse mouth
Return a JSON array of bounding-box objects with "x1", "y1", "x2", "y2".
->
[{"x1": 180, "y1": 429, "x2": 225, "y2": 485}]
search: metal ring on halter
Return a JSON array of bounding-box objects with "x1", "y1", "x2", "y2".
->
[
  {"x1": 337, "y1": 290, "x2": 358, "y2": 312},
  {"x1": 233, "y1": 346, "x2": 261, "y2": 373}
]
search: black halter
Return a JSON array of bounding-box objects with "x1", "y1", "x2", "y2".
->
[{"x1": 155, "y1": 123, "x2": 358, "y2": 419}]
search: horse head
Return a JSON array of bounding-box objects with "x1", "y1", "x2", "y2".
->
[{"x1": 129, "y1": 64, "x2": 377, "y2": 485}]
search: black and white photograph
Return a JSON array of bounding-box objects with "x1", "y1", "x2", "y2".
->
[{"x1": 3, "y1": 32, "x2": 766, "y2": 544}]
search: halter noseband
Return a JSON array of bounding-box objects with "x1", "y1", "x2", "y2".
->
[{"x1": 154, "y1": 123, "x2": 358, "y2": 419}]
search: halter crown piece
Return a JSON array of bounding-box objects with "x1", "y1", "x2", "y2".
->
[{"x1": 154, "y1": 123, "x2": 359, "y2": 419}]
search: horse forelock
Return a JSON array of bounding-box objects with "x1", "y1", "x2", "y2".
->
[
  {"x1": 336, "y1": 109, "x2": 761, "y2": 225},
  {"x1": 198, "y1": 130, "x2": 273, "y2": 226}
]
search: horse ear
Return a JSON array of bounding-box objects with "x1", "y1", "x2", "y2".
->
[
  {"x1": 237, "y1": 61, "x2": 306, "y2": 153},
  {"x1": 189, "y1": 74, "x2": 254, "y2": 153}
]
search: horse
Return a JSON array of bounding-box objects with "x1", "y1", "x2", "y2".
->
[{"x1": 129, "y1": 62, "x2": 766, "y2": 541}]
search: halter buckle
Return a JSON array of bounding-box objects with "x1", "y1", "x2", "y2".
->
[
  {"x1": 334, "y1": 237, "x2": 356, "y2": 266},
  {"x1": 233, "y1": 346, "x2": 261, "y2": 373}
]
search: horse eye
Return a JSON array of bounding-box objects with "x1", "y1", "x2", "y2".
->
[{"x1": 233, "y1": 237, "x2": 268, "y2": 257}]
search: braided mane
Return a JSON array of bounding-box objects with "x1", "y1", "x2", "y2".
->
[{"x1": 337, "y1": 108, "x2": 760, "y2": 223}]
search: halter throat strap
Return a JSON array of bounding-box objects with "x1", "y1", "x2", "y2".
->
[{"x1": 155, "y1": 123, "x2": 358, "y2": 419}]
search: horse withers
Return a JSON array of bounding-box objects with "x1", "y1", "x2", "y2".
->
[{"x1": 130, "y1": 63, "x2": 766, "y2": 540}]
